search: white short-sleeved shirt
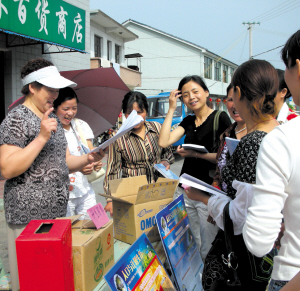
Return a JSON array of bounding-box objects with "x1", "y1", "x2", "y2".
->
[{"x1": 64, "y1": 119, "x2": 95, "y2": 198}]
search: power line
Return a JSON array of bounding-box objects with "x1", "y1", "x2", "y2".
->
[{"x1": 252, "y1": 45, "x2": 284, "y2": 58}]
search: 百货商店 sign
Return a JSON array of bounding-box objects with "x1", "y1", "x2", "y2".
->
[{"x1": 0, "y1": 0, "x2": 86, "y2": 51}]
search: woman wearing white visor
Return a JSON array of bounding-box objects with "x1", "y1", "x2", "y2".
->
[{"x1": 0, "y1": 58, "x2": 105, "y2": 291}]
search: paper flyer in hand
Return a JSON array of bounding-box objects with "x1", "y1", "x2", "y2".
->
[
  {"x1": 154, "y1": 163, "x2": 179, "y2": 180},
  {"x1": 156, "y1": 194, "x2": 203, "y2": 291},
  {"x1": 179, "y1": 173, "x2": 227, "y2": 197},
  {"x1": 105, "y1": 233, "x2": 176, "y2": 291},
  {"x1": 225, "y1": 137, "x2": 240, "y2": 156},
  {"x1": 182, "y1": 144, "x2": 209, "y2": 153},
  {"x1": 91, "y1": 110, "x2": 144, "y2": 152}
]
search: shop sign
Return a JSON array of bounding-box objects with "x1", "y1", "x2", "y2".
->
[{"x1": 0, "y1": 0, "x2": 85, "y2": 51}]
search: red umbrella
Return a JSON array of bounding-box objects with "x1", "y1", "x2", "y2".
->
[
  {"x1": 61, "y1": 67, "x2": 129, "y2": 136},
  {"x1": 8, "y1": 67, "x2": 130, "y2": 137}
]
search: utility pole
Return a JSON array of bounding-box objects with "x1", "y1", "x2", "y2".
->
[{"x1": 242, "y1": 22, "x2": 260, "y2": 59}]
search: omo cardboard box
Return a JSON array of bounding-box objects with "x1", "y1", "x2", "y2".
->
[
  {"x1": 101, "y1": 176, "x2": 178, "y2": 244},
  {"x1": 57, "y1": 217, "x2": 114, "y2": 291}
]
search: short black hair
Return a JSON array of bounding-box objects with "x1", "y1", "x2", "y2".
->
[
  {"x1": 122, "y1": 91, "x2": 148, "y2": 114},
  {"x1": 53, "y1": 87, "x2": 79, "y2": 110},
  {"x1": 276, "y1": 69, "x2": 291, "y2": 100},
  {"x1": 281, "y1": 30, "x2": 300, "y2": 68}
]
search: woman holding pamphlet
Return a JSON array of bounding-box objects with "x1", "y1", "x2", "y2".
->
[
  {"x1": 158, "y1": 75, "x2": 231, "y2": 260},
  {"x1": 54, "y1": 87, "x2": 102, "y2": 218},
  {"x1": 184, "y1": 59, "x2": 279, "y2": 290},
  {"x1": 212, "y1": 83, "x2": 247, "y2": 190},
  {"x1": 243, "y1": 30, "x2": 300, "y2": 291},
  {"x1": 103, "y1": 91, "x2": 175, "y2": 217},
  {"x1": 0, "y1": 59, "x2": 105, "y2": 291}
]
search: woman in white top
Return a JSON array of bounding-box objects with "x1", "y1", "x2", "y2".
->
[
  {"x1": 54, "y1": 87, "x2": 101, "y2": 217},
  {"x1": 243, "y1": 30, "x2": 300, "y2": 291}
]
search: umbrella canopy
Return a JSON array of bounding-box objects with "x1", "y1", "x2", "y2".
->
[
  {"x1": 8, "y1": 67, "x2": 129, "y2": 137},
  {"x1": 61, "y1": 67, "x2": 129, "y2": 136}
]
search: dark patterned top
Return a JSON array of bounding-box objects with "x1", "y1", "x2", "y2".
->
[
  {"x1": 0, "y1": 105, "x2": 69, "y2": 224},
  {"x1": 221, "y1": 130, "x2": 267, "y2": 199}
]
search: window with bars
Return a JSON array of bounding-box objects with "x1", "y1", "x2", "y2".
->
[
  {"x1": 115, "y1": 45, "x2": 121, "y2": 64},
  {"x1": 223, "y1": 65, "x2": 228, "y2": 83},
  {"x1": 214, "y1": 62, "x2": 221, "y2": 81},
  {"x1": 230, "y1": 67, "x2": 235, "y2": 78},
  {"x1": 94, "y1": 35, "x2": 102, "y2": 57},
  {"x1": 204, "y1": 56, "x2": 212, "y2": 79}
]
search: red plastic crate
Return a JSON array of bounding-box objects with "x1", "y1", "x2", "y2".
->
[{"x1": 16, "y1": 219, "x2": 74, "y2": 291}]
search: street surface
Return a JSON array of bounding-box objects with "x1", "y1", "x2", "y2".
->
[{"x1": 0, "y1": 153, "x2": 184, "y2": 289}]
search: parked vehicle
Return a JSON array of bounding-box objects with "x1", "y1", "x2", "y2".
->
[{"x1": 146, "y1": 92, "x2": 191, "y2": 150}]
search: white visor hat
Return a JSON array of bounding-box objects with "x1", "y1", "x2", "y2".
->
[{"x1": 21, "y1": 66, "x2": 77, "y2": 88}]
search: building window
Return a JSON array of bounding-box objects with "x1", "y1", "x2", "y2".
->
[
  {"x1": 107, "y1": 41, "x2": 111, "y2": 60},
  {"x1": 223, "y1": 64, "x2": 228, "y2": 83},
  {"x1": 204, "y1": 56, "x2": 212, "y2": 79},
  {"x1": 94, "y1": 35, "x2": 102, "y2": 57},
  {"x1": 230, "y1": 67, "x2": 235, "y2": 77},
  {"x1": 115, "y1": 45, "x2": 121, "y2": 64},
  {"x1": 214, "y1": 62, "x2": 221, "y2": 81}
]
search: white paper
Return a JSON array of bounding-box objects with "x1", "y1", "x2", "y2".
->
[
  {"x1": 225, "y1": 137, "x2": 240, "y2": 156},
  {"x1": 182, "y1": 144, "x2": 209, "y2": 153},
  {"x1": 179, "y1": 173, "x2": 227, "y2": 197},
  {"x1": 91, "y1": 110, "x2": 144, "y2": 152}
]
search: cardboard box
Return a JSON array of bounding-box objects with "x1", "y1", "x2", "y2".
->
[
  {"x1": 101, "y1": 176, "x2": 178, "y2": 244},
  {"x1": 69, "y1": 219, "x2": 114, "y2": 291},
  {"x1": 16, "y1": 219, "x2": 74, "y2": 291}
]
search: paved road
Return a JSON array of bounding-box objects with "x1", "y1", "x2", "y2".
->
[{"x1": 0, "y1": 153, "x2": 184, "y2": 287}]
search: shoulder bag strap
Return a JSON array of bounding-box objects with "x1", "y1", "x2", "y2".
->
[{"x1": 213, "y1": 111, "x2": 222, "y2": 150}]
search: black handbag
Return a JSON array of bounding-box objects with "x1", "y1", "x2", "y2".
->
[{"x1": 202, "y1": 202, "x2": 275, "y2": 291}]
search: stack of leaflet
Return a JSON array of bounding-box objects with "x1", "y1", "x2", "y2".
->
[
  {"x1": 156, "y1": 194, "x2": 204, "y2": 290},
  {"x1": 225, "y1": 137, "x2": 240, "y2": 156},
  {"x1": 105, "y1": 233, "x2": 176, "y2": 291},
  {"x1": 179, "y1": 173, "x2": 227, "y2": 196},
  {"x1": 91, "y1": 110, "x2": 144, "y2": 152},
  {"x1": 181, "y1": 144, "x2": 208, "y2": 153}
]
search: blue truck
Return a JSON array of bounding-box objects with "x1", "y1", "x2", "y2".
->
[{"x1": 146, "y1": 92, "x2": 191, "y2": 149}]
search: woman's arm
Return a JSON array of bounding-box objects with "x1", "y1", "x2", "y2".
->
[
  {"x1": 66, "y1": 147, "x2": 105, "y2": 173},
  {"x1": 176, "y1": 147, "x2": 217, "y2": 163},
  {"x1": 158, "y1": 89, "x2": 185, "y2": 148},
  {"x1": 243, "y1": 129, "x2": 290, "y2": 257},
  {"x1": 280, "y1": 271, "x2": 300, "y2": 291},
  {"x1": 0, "y1": 108, "x2": 57, "y2": 179}
]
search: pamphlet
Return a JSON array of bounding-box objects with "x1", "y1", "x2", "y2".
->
[
  {"x1": 156, "y1": 194, "x2": 203, "y2": 291},
  {"x1": 105, "y1": 233, "x2": 176, "y2": 291},
  {"x1": 179, "y1": 173, "x2": 227, "y2": 196},
  {"x1": 181, "y1": 144, "x2": 208, "y2": 153},
  {"x1": 91, "y1": 110, "x2": 144, "y2": 152},
  {"x1": 225, "y1": 137, "x2": 240, "y2": 156},
  {"x1": 154, "y1": 163, "x2": 179, "y2": 180},
  {"x1": 86, "y1": 202, "x2": 110, "y2": 229}
]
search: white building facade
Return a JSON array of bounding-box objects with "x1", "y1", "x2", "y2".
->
[{"x1": 123, "y1": 20, "x2": 238, "y2": 102}]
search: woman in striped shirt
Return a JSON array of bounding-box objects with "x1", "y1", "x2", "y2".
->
[{"x1": 103, "y1": 91, "x2": 175, "y2": 216}]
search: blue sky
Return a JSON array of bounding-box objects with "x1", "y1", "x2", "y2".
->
[{"x1": 90, "y1": 0, "x2": 300, "y2": 70}]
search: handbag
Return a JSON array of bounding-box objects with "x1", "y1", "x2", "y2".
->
[
  {"x1": 202, "y1": 202, "x2": 274, "y2": 291},
  {"x1": 73, "y1": 119, "x2": 105, "y2": 183}
]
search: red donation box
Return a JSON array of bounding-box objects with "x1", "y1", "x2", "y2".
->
[{"x1": 16, "y1": 219, "x2": 74, "y2": 291}]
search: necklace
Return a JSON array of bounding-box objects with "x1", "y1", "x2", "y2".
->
[
  {"x1": 247, "y1": 117, "x2": 277, "y2": 133},
  {"x1": 235, "y1": 126, "x2": 246, "y2": 135}
]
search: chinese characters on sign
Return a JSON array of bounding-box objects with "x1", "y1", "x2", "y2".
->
[{"x1": 0, "y1": 0, "x2": 85, "y2": 51}]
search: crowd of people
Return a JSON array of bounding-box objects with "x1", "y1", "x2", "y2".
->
[{"x1": 0, "y1": 29, "x2": 300, "y2": 291}]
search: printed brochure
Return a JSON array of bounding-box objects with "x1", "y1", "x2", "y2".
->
[
  {"x1": 154, "y1": 163, "x2": 179, "y2": 180},
  {"x1": 181, "y1": 144, "x2": 208, "y2": 153},
  {"x1": 156, "y1": 194, "x2": 203, "y2": 291},
  {"x1": 105, "y1": 233, "x2": 176, "y2": 291}
]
